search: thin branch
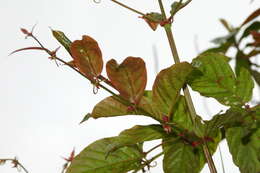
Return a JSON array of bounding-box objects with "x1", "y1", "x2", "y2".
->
[
  {"x1": 110, "y1": 0, "x2": 145, "y2": 16},
  {"x1": 145, "y1": 143, "x2": 162, "y2": 155},
  {"x1": 218, "y1": 145, "x2": 226, "y2": 173},
  {"x1": 157, "y1": 0, "x2": 217, "y2": 172},
  {"x1": 0, "y1": 158, "x2": 29, "y2": 173}
]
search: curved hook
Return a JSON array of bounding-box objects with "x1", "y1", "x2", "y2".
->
[{"x1": 93, "y1": 85, "x2": 99, "y2": 94}]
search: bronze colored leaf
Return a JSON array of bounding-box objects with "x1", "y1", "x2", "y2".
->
[
  {"x1": 106, "y1": 57, "x2": 147, "y2": 104},
  {"x1": 241, "y1": 8, "x2": 260, "y2": 26},
  {"x1": 70, "y1": 35, "x2": 103, "y2": 81},
  {"x1": 142, "y1": 13, "x2": 164, "y2": 31}
]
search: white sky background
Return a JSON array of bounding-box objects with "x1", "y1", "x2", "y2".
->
[{"x1": 0, "y1": 0, "x2": 259, "y2": 173}]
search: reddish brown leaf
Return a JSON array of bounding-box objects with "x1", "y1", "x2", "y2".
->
[
  {"x1": 9, "y1": 47, "x2": 48, "y2": 56},
  {"x1": 20, "y1": 28, "x2": 30, "y2": 35},
  {"x1": 141, "y1": 13, "x2": 163, "y2": 31},
  {"x1": 251, "y1": 31, "x2": 260, "y2": 40},
  {"x1": 70, "y1": 35, "x2": 103, "y2": 81},
  {"x1": 144, "y1": 19, "x2": 159, "y2": 31},
  {"x1": 241, "y1": 8, "x2": 260, "y2": 26},
  {"x1": 106, "y1": 57, "x2": 147, "y2": 104}
]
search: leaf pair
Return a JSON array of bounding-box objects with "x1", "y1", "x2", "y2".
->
[
  {"x1": 89, "y1": 62, "x2": 195, "y2": 124},
  {"x1": 52, "y1": 31, "x2": 104, "y2": 82}
]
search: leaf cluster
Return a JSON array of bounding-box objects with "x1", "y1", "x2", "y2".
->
[{"x1": 10, "y1": 3, "x2": 260, "y2": 173}]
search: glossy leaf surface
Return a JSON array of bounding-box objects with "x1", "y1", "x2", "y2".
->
[
  {"x1": 106, "y1": 57, "x2": 147, "y2": 104},
  {"x1": 70, "y1": 35, "x2": 103, "y2": 81},
  {"x1": 66, "y1": 137, "x2": 142, "y2": 173}
]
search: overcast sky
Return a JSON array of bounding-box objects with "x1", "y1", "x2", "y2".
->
[{"x1": 0, "y1": 0, "x2": 259, "y2": 173}]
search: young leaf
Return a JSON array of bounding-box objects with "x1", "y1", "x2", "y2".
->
[
  {"x1": 106, "y1": 125, "x2": 166, "y2": 153},
  {"x1": 241, "y1": 8, "x2": 260, "y2": 27},
  {"x1": 70, "y1": 35, "x2": 103, "y2": 81},
  {"x1": 152, "y1": 62, "x2": 194, "y2": 118},
  {"x1": 66, "y1": 137, "x2": 143, "y2": 173},
  {"x1": 142, "y1": 12, "x2": 164, "y2": 31},
  {"x1": 170, "y1": 1, "x2": 182, "y2": 16},
  {"x1": 188, "y1": 53, "x2": 252, "y2": 106},
  {"x1": 79, "y1": 113, "x2": 91, "y2": 124},
  {"x1": 226, "y1": 127, "x2": 260, "y2": 173},
  {"x1": 162, "y1": 138, "x2": 205, "y2": 173},
  {"x1": 219, "y1": 18, "x2": 233, "y2": 32},
  {"x1": 106, "y1": 57, "x2": 147, "y2": 104},
  {"x1": 52, "y1": 29, "x2": 72, "y2": 55}
]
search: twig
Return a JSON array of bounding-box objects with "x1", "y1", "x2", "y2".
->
[
  {"x1": 110, "y1": 0, "x2": 145, "y2": 16},
  {"x1": 0, "y1": 158, "x2": 29, "y2": 173},
  {"x1": 18, "y1": 29, "x2": 160, "y2": 122},
  {"x1": 144, "y1": 143, "x2": 162, "y2": 155}
]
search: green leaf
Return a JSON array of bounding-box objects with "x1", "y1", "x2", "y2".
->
[
  {"x1": 251, "y1": 69, "x2": 260, "y2": 86},
  {"x1": 211, "y1": 31, "x2": 236, "y2": 45},
  {"x1": 79, "y1": 113, "x2": 91, "y2": 124},
  {"x1": 106, "y1": 57, "x2": 147, "y2": 104},
  {"x1": 106, "y1": 125, "x2": 166, "y2": 153},
  {"x1": 201, "y1": 41, "x2": 233, "y2": 54},
  {"x1": 170, "y1": 1, "x2": 183, "y2": 16},
  {"x1": 152, "y1": 62, "x2": 194, "y2": 119},
  {"x1": 66, "y1": 137, "x2": 143, "y2": 173},
  {"x1": 90, "y1": 96, "x2": 133, "y2": 119},
  {"x1": 219, "y1": 18, "x2": 233, "y2": 32},
  {"x1": 235, "y1": 56, "x2": 254, "y2": 103},
  {"x1": 162, "y1": 138, "x2": 205, "y2": 173},
  {"x1": 70, "y1": 35, "x2": 103, "y2": 81},
  {"x1": 170, "y1": 96, "x2": 193, "y2": 131},
  {"x1": 145, "y1": 12, "x2": 163, "y2": 22},
  {"x1": 89, "y1": 91, "x2": 159, "y2": 121},
  {"x1": 138, "y1": 91, "x2": 161, "y2": 120},
  {"x1": 51, "y1": 29, "x2": 72, "y2": 55},
  {"x1": 239, "y1": 21, "x2": 260, "y2": 42},
  {"x1": 188, "y1": 52, "x2": 251, "y2": 106},
  {"x1": 226, "y1": 127, "x2": 260, "y2": 173}
]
